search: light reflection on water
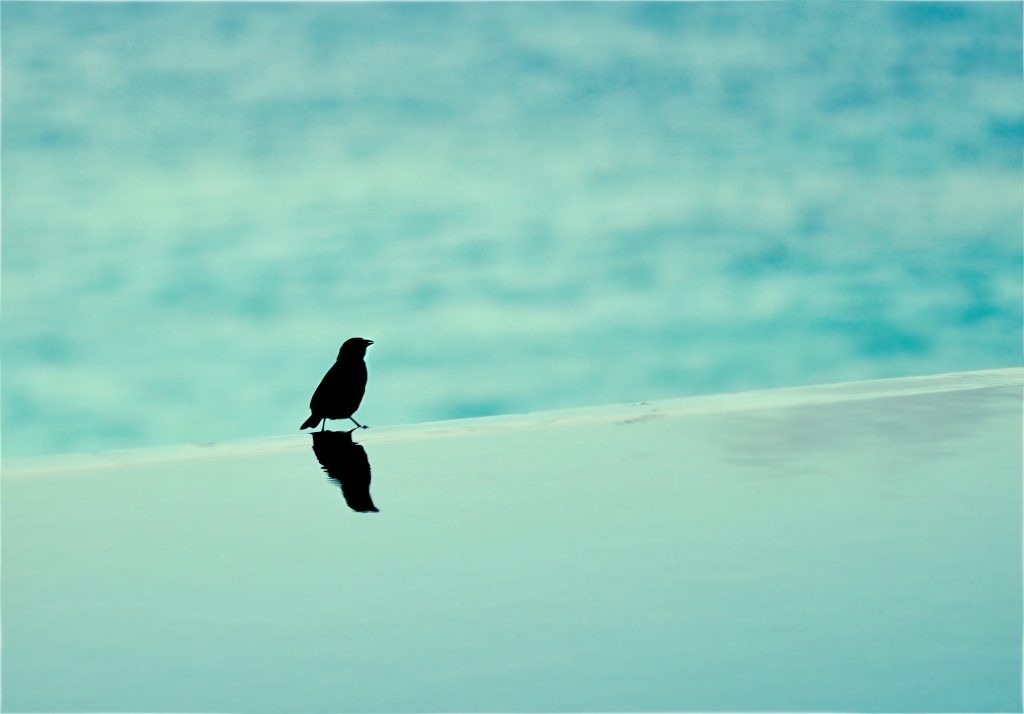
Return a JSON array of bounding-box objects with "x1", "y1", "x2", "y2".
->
[{"x1": 2, "y1": 376, "x2": 1020, "y2": 712}]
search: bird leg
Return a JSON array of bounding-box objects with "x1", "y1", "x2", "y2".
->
[
  {"x1": 320, "y1": 419, "x2": 326, "y2": 432},
  {"x1": 349, "y1": 417, "x2": 368, "y2": 429}
]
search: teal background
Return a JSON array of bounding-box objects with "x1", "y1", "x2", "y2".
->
[{"x1": 3, "y1": 2, "x2": 1021, "y2": 457}]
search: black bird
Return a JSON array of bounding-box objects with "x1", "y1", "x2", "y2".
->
[
  {"x1": 312, "y1": 430, "x2": 378, "y2": 513},
  {"x1": 300, "y1": 337, "x2": 373, "y2": 431}
]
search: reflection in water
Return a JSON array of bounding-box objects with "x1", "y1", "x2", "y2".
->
[{"x1": 311, "y1": 430, "x2": 379, "y2": 513}]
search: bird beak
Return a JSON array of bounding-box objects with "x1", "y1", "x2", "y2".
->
[{"x1": 365, "y1": 340, "x2": 374, "y2": 345}]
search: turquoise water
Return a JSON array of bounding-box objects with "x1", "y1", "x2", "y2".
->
[
  {"x1": 2, "y1": 2, "x2": 1021, "y2": 457},
  {"x1": 3, "y1": 371, "x2": 1021, "y2": 711}
]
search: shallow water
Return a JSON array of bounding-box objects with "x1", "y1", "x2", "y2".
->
[{"x1": 4, "y1": 370, "x2": 1021, "y2": 712}]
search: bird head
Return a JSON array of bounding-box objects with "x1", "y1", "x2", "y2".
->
[{"x1": 339, "y1": 337, "x2": 373, "y2": 359}]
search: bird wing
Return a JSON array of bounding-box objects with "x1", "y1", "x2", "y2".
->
[
  {"x1": 309, "y1": 362, "x2": 341, "y2": 413},
  {"x1": 309, "y1": 359, "x2": 367, "y2": 417}
]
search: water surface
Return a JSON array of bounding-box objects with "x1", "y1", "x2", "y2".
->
[{"x1": 4, "y1": 370, "x2": 1021, "y2": 712}]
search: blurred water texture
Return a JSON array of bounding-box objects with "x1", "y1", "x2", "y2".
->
[
  {"x1": 2, "y1": 2, "x2": 1021, "y2": 457},
  {"x1": 4, "y1": 371, "x2": 1021, "y2": 711}
]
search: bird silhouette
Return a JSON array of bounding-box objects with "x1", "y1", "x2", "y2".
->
[
  {"x1": 300, "y1": 337, "x2": 373, "y2": 431},
  {"x1": 311, "y1": 430, "x2": 378, "y2": 513}
]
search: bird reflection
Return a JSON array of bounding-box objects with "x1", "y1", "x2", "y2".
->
[{"x1": 311, "y1": 430, "x2": 378, "y2": 513}]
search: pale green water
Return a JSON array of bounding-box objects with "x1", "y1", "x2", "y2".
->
[{"x1": 3, "y1": 371, "x2": 1022, "y2": 712}]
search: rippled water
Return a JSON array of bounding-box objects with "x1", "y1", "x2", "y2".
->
[{"x1": 2, "y1": 2, "x2": 1021, "y2": 457}]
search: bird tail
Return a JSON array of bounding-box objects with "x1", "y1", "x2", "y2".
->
[{"x1": 300, "y1": 414, "x2": 321, "y2": 430}]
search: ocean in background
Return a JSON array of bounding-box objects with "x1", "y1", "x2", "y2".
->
[{"x1": 2, "y1": 1, "x2": 1021, "y2": 458}]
